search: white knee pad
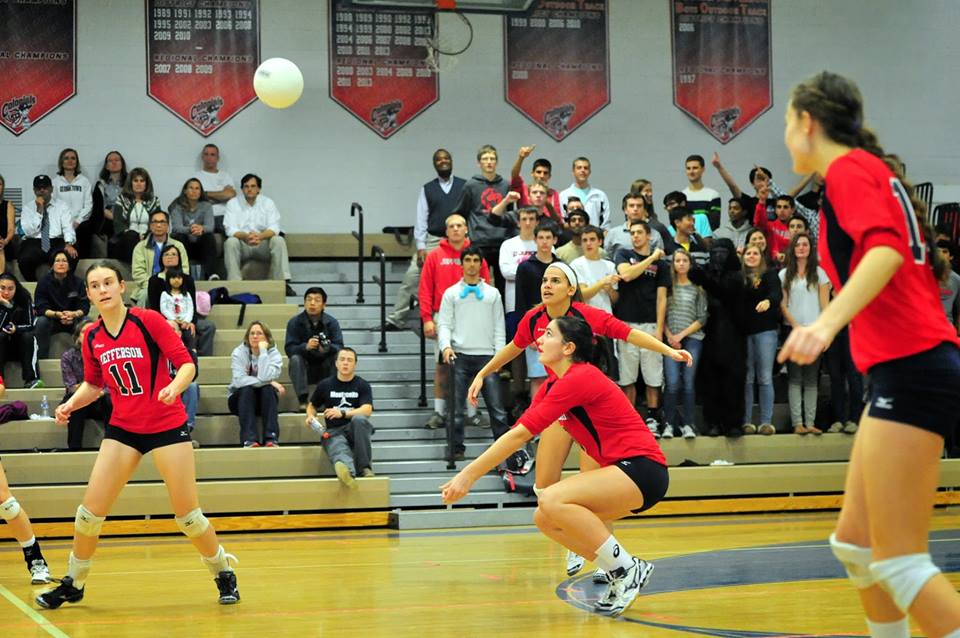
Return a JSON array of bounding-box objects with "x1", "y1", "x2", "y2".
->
[
  {"x1": 942, "y1": 628, "x2": 960, "y2": 638},
  {"x1": 176, "y1": 508, "x2": 210, "y2": 538},
  {"x1": 870, "y1": 553, "x2": 941, "y2": 612},
  {"x1": 75, "y1": 505, "x2": 105, "y2": 537},
  {"x1": 533, "y1": 485, "x2": 544, "y2": 499},
  {"x1": 829, "y1": 533, "x2": 876, "y2": 589},
  {"x1": 0, "y1": 496, "x2": 21, "y2": 521}
]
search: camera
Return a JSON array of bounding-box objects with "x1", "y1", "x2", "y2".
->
[{"x1": 314, "y1": 331, "x2": 331, "y2": 349}]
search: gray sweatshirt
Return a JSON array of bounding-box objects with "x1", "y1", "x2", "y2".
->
[
  {"x1": 437, "y1": 279, "x2": 505, "y2": 356},
  {"x1": 227, "y1": 343, "x2": 283, "y2": 396}
]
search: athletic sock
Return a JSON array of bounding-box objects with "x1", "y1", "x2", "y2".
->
[
  {"x1": 19, "y1": 536, "x2": 36, "y2": 549},
  {"x1": 593, "y1": 535, "x2": 634, "y2": 574},
  {"x1": 202, "y1": 545, "x2": 233, "y2": 576},
  {"x1": 434, "y1": 398, "x2": 446, "y2": 415},
  {"x1": 942, "y1": 627, "x2": 960, "y2": 638},
  {"x1": 866, "y1": 617, "x2": 909, "y2": 638},
  {"x1": 67, "y1": 552, "x2": 92, "y2": 588}
]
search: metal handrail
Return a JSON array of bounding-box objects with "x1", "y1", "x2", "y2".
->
[
  {"x1": 370, "y1": 245, "x2": 388, "y2": 353},
  {"x1": 413, "y1": 296, "x2": 427, "y2": 408},
  {"x1": 350, "y1": 202, "x2": 364, "y2": 303}
]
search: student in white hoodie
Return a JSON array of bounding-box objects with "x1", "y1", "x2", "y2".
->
[{"x1": 51, "y1": 148, "x2": 94, "y2": 258}]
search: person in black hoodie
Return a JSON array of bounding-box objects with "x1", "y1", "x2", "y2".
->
[
  {"x1": 33, "y1": 250, "x2": 90, "y2": 359},
  {"x1": 0, "y1": 273, "x2": 42, "y2": 388},
  {"x1": 688, "y1": 239, "x2": 747, "y2": 437},
  {"x1": 454, "y1": 144, "x2": 511, "y2": 291},
  {"x1": 285, "y1": 287, "x2": 343, "y2": 409}
]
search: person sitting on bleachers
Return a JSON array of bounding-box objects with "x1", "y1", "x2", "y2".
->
[
  {"x1": 147, "y1": 244, "x2": 216, "y2": 356},
  {"x1": 937, "y1": 240, "x2": 960, "y2": 334},
  {"x1": 228, "y1": 320, "x2": 284, "y2": 448},
  {"x1": 285, "y1": 286, "x2": 342, "y2": 410},
  {"x1": 0, "y1": 273, "x2": 42, "y2": 389},
  {"x1": 19, "y1": 175, "x2": 77, "y2": 282},
  {"x1": 305, "y1": 347, "x2": 375, "y2": 487},
  {"x1": 109, "y1": 167, "x2": 161, "y2": 263},
  {"x1": 130, "y1": 210, "x2": 188, "y2": 307},
  {"x1": 0, "y1": 174, "x2": 16, "y2": 274},
  {"x1": 60, "y1": 318, "x2": 111, "y2": 451},
  {"x1": 33, "y1": 250, "x2": 89, "y2": 360},
  {"x1": 169, "y1": 178, "x2": 218, "y2": 281},
  {"x1": 156, "y1": 267, "x2": 197, "y2": 351},
  {"x1": 94, "y1": 150, "x2": 127, "y2": 240},
  {"x1": 51, "y1": 148, "x2": 95, "y2": 258}
]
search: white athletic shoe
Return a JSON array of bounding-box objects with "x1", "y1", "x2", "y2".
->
[
  {"x1": 645, "y1": 417, "x2": 660, "y2": 439},
  {"x1": 30, "y1": 559, "x2": 51, "y2": 584},
  {"x1": 595, "y1": 558, "x2": 654, "y2": 616},
  {"x1": 680, "y1": 425, "x2": 696, "y2": 439},
  {"x1": 566, "y1": 550, "x2": 585, "y2": 577},
  {"x1": 660, "y1": 424, "x2": 674, "y2": 439},
  {"x1": 592, "y1": 568, "x2": 610, "y2": 584}
]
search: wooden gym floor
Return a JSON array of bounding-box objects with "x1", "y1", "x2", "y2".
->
[{"x1": 2, "y1": 509, "x2": 959, "y2": 637}]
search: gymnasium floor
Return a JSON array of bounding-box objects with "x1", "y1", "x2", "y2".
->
[{"x1": 2, "y1": 510, "x2": 958, "y2": 637}]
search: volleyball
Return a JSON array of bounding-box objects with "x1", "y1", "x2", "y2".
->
[{"x1": 253, "y1": 58, "x2": 304, "y2": 109}]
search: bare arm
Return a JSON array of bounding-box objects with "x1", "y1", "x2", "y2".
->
[
  {"x1": 655, "y1": 286, "x2": 667, "y2": 339},
  {"x1": 711, "y1": 152, "x2": 743, "y2": 199},
  {"x1": 616, "y1": 250, "x2": 662, "y2": 282}
]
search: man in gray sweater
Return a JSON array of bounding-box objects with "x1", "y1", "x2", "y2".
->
[{"x1": 436, "y1": 245, "x2": 508, "y2": 461}]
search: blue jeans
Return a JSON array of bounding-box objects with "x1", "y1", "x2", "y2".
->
[
  {"x1": 228, "y1": 384, "x2": 280, "y2": 445},
  {"x1": 182, "y1": 382, "x2": 199, "y2": 430},
  {"x1": 452, "y1": 354, "x2": 509, "y2": 452},
  {"x1": 744, "y1": 329, "x2": 778, "y2": 425},
  {"x1": 663, "y1": 337, "x2": 703, "y2": 429}
]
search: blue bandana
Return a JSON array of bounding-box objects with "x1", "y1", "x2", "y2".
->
[{"x1": 459, "y1": 283, "x2": 484, "y2": 300}]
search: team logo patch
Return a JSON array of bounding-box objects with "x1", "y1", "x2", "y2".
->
[
  {"x1": 371, "y1": 100, "x2": 402, "y2": 135},
  {"x1": 1, "y1": 95, "x2": 37, "y2": 133},
  {"x1": 544, "y1": 103, "x2": 575, "y2": 139},
  {"x1": 190, "y1": 97, "x2": 224, "y2": 132}
]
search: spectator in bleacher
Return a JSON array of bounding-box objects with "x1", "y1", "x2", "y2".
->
[
  {"x1": 193, "y1": 143, "x2": 236, "y2": 219},
  {"x1": 380, "y1": 149, "x2": 465, "y2": 332},
  {"x1": 0, "y1": 174, "x2": 17, "y2": 275},
  {"x1": 510, "y1": 145, "x2": 561, "y2": 213},
  {"x1": 223, "y1": 174, "x2": 294, "y2": 296},
  {"x1": 556, "y1": 209, "x2": 588, "y2": 264},
  {"x1": 630, "y1": 178, "x2": 656, "y2": 219},
  {"x1": 51, "y1": 148, "x2": 95, "y2": 258},
  {"x1": 559, "y1": 157, "x2": 610, "y2": 231},
  {"x1": 228, "y1": 320, "x2": 284, "y2": 448},
  {"x1": 130, "y1": 210, "x2": 188, "y2": 306},
  {"x1": 33, "y1": 250, "x2": 89, "y2": 359},
  {"x1": 498, "y1": 206, "x2": 538, "y2": 323},
  {"x1": 94, "y1": 150, "x2": 127, "y2": 240},
  {"x1": 713, "y1": 197, "x2": 753, "y2": 252},
  {"x1": 453, "y1": 145, "x2": 510, "y2": 292},
  {"x1": 169, "y1": 178, "x2": 218, "y2": 281},
  {"x1": 741, "y1": 245, "x2": 782, "y2": 436},
  {"x1": 526, "y1": 180, "x2": 563, "y2": 226},
  {"x1": 306, "y1": 347, "x2": 374, "y2": 487},
  {"x1": 155, "y1": 267, "x2": 197, "y2": 350},
  {"x1": 109, "y1": 167, "x2": 161, "y2": 263},
  {"x1": 19, "y1": 175, "x2": 77, "y2": 282},
  {"x1": 515, "y1": 221, "x2": 561, "y2": 397},
  {"x1": 825, "y1": 322, "x2": 863, "y2": 435},
  {"x1": 780, "y1": 233, "x2": 830, "y2": 435},
  {"x1": 147, "y1": 244, "x2": 216, "y2": 356},
  {"x1": 606, "y1": 193, "x2": 669, "y2": 260},
  {"x1": 662, "y1": 248, "x2": 706, "y2": 440},
  {"x1": 937, "y1": 240, "x2": 960, "y2": 334},
  {"x1": 681, "y1": 154, "x2": 722, "y2": 230},
  {"x1": 60, "y1": 318, "x2": 111, "y2": 451},
  {"x1": 572, "y1": 225, "x2": 619, "y2": 313},
  {"x1": 752, "y1": 187, "x2": 796, "y2": 265},
  {"x1": 788, "y1": 214, "x2": 810, "y2": 238},
  {"x1": 0, "y1": 273, "x2": 42, "y2": 388},
  {"x1": 668, "y1": 207, "x2": 709, "y2": 254},
  {"x1": 614, "y1": 221, "x2": 669, "y2": 435},
  {"x1": 437, "y1": 246, "x2": 508, "y2": 460},
  {"x1": 420, "y1": 214, "x2": 490, "y2": 430},
  {"x1": 663, "y1": 189, "x2": 712, "y2": 241},
  {"x1": 745, "y1": 227, "x2": 775, "y2": 266},
  {"x1": 285, "y1": 286, "x2": 343, "y2": 410}
]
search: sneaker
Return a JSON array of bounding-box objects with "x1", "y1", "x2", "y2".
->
[
  {"x1": 827, "y1": 421, "x2": 844, "y2": 433},
  {"x1": 243, "y1": 441, "x2": 261, "y2": 448},
  {"x1": 214, "y1": 570, "x2": 240, "y2": 605},
  {"x1": 265, "y1": 441, "x2": 280, "y2": 448},
  {"x1": 36, "y1": 576, "x2": 84, "y2": 609},
  {"x1": 424, "y1": 412, "x2": 445, "y2": 430},
  {"x1": 592, "y1": 568, "x2": 610, "y2": 584},
  {"x1": 843, "y1": 421, "x2": 859, "y2": 434},
  {"x1": 360, "y1": 468, "x2": 375, "y2": 477},
  {"x1": 466, "y1": 413, "x2": 486, "y2": 429},
  {"x1": 29, "y1": 558, "x2": 51, "y2": 584},
  {"x1": 807, "y1": 425, "x2": 823, "y2": 435},
  {"x1": 452, "y1": 451, "x2": 465, "y2": 461},
  {"x1": 596, "y1": 558, "x2": 654, "y2": 617},
  {"x1": 284, "y1": 283, "x2": 297, "y2": 297},
  {"x1": 191, "y1": 439, "x2": 201, "y2": 449},
  {"x1": 566, "y1": 550, "x2": 585, "y2": 576},
  {"x1": 26, "y1": 379, "x2": 45, "y2": 389},
  {"x1": 335, "y1": 461, "x2": 357, "y2": 489},
  {"x1": 372, "y1": 322, "x2": 402, "y2": 332},
  {"x1": 758, "y1": 423, "x2": 776, "y2": 435},
  {"x1": 208, "y1": 273, "x2": 221, "y2": 281},
  {"x1": 660, "y1": 424, "x2": 675, "y2": 439},
  {"x1": 680, "y1": 425, "x2": 696, "y2": 439},
  {"x1": 742, "y1": 423, "x2": 758, "y2": 435},
  {"x1": 645, "y1": 417, "x2": 660, "y2": 439}
]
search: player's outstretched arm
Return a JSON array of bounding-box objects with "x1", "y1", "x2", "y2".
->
[{"x1": 441, "y1": 425, "x2": 533, "y2": 503}]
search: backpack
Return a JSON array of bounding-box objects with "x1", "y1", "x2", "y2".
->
[{"x1": 206, "y1": 287, "x2": 263, "y2": 326}]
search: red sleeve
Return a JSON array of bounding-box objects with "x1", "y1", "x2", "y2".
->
[
  {"x1": 418, "y1": 253, "x2": 437, "y2": 323},
  {"x1": 509, "y1": 175, "x2": 524, "y2": 191},
  {"x1": 549, "y1": 190, "x2": 561, "y2": 217},
  {"x1": 512, "y1": 307, "x2": 537, "y2": 349},
  {"x1": 82, "y1": 327, "x2": 103, "y2": 386},
  {"x1": 517, "y1": 369, "x2": 582, "y2": 435},
  {"x1": 578, "y1": 303, "x2": 632, "y2": 341},
  {"x1": 141, "y1": 309, "x2": 192, "y2": 369},
  {"x1": 827, "y1": 159, "x2": 907, "y2": 255},
  {"x1": 481, "y1": 258, "x2": 491, "y2": 285},
  {"x1": 753, "y1": 200, "x2": 769, "y2": 231}
]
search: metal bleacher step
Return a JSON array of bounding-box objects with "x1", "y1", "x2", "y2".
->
[
  {"x1": 289, "y1": 260, "x2": 408, "y2": 278},
  {"x1": 390, "y1": 490, "x2": 535, "y2": 508}
]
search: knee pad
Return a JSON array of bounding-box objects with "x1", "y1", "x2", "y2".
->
[
  {"x1": 0, "y1": 496, "x2": 21, "y2": 521},
  {"x1": 533, "y1": 485, "x2": 544, "y2": 499},
  {"x1": 176, "y1": 508, "x2": 210, "y2": 539},
  {"x1": 870, "y1": 553, "x2": 941, "y2": 613},
  {"x1": 74, "y1": 505, "x2": 105, "y2": 537},
  {"x1": 829, "y1": 533, "x2": 875, "y2": 589}
]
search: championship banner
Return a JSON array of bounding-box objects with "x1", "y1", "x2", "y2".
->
[
  {"x1": 329, "y1": 0, "x2": 437, "y2": 139},
  {"x1": 504, "y1": 0, "x2": 609, "y2": 141},
  {"x1": 146, "y1": 0, "x2": 260, "y2": 136},
  {"x1": 0, "y1": 0, "x2": 76, "y2": 136},
  {"x1": 671, "y1": 0, "x2": 772, "y2": 144}
]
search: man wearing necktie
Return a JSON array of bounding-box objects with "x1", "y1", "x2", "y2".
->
[
  {"x1": 18, "y1": 175, "x2": 77, "y2": 282},
  {"x1": 437, "y1": 245, "x2": 508, "y2": 462}
]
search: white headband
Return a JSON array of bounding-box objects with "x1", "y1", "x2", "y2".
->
[{"x1": 546, "y1": 262, "x2": 579, "y2": 289}]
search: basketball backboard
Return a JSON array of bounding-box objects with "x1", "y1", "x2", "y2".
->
[{"x1": 350, "y1": 0, "x2": 535, "y2": 13}]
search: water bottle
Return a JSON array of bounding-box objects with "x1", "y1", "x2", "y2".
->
[
  {"x1": 40, "y1": 395, "x2": 49, "y2": 419},
  {"x1": 309, "y1": 417, "x2": 329, "y2": 439}
]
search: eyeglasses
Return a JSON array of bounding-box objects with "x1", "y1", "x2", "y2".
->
[{"x1": 150, "y1": 220, "x2": 168, "y2": 225}]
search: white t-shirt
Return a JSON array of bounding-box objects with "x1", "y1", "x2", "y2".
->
[
  {"x1": 498, "y1": 235, "x2": 536, "y2": 313},
  {"x1": 571, "y1": 254, "x2": 618, "y2": 314},
  {"x1": 194, "y1": 169, "x2": 235, "y2": 217},
  {"x1": 51, "y1": 174, "x2": 93, "y2": 224},
  {"x1": 779, "y1": 266, "x2": 829, "y2": 326}
]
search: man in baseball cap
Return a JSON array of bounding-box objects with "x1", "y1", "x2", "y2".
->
[{"x1": 19, "y1": 174, "x2": 76, "y2": 281}]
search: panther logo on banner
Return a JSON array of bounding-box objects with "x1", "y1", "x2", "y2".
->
[
  {"x1": 2, "y1": 95, "x2": 38, "y2": 134},
  {"x1": 190, "y1": 97, "x2": 225, "y2": 132}
]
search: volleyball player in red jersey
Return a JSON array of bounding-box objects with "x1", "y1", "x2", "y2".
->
[
  {"x1": 445, "y1": 316, "x2": 668, "y2": 617},
  {"x1": 37, "y1": 262, "x2": 240, "y2": 609},
  {"x1": 779, "y1": 72, "x2": 960, "y2": 638}
]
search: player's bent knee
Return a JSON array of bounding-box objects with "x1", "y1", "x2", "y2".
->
[
  {"x1": 75, "y1": 504, "x2": 106, "y2": 537},
  {"x1": 0, "y1": 496, "x2": 21, "y2": 521},
  {"x1": 829, "y1": 533, "x2": 875, "y2": 588},
  {"x1": 869, "y1": 553, "x2": 941, "y2": 612},
  {"x1": 175, "y1": 508, "x2": 210, "y2": 538}
]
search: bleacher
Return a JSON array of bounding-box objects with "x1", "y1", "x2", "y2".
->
[{"x1": 4, "y1": 234, "x2": 960, "y2": 536}]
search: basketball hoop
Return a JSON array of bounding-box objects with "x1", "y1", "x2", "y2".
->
[{"x1": 423, "y1": 9, "x2": 473, "y2": 73}]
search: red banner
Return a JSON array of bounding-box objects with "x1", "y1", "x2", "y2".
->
[
  {"x1": 0, "y1": 0, "x2": 76, "y2": 136},
  {"x1": 329, "y1": 0, "x2": 438, "y2": 139},
  {"x1": 504, "y1": 1, "x2": 609, "y2": 141},
  {"x1": 146, "y1": 0, "x2": 260, "y2": 136},
  {"x1": 671, "y1": 0, "x2": 772, "y2": 144}
]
